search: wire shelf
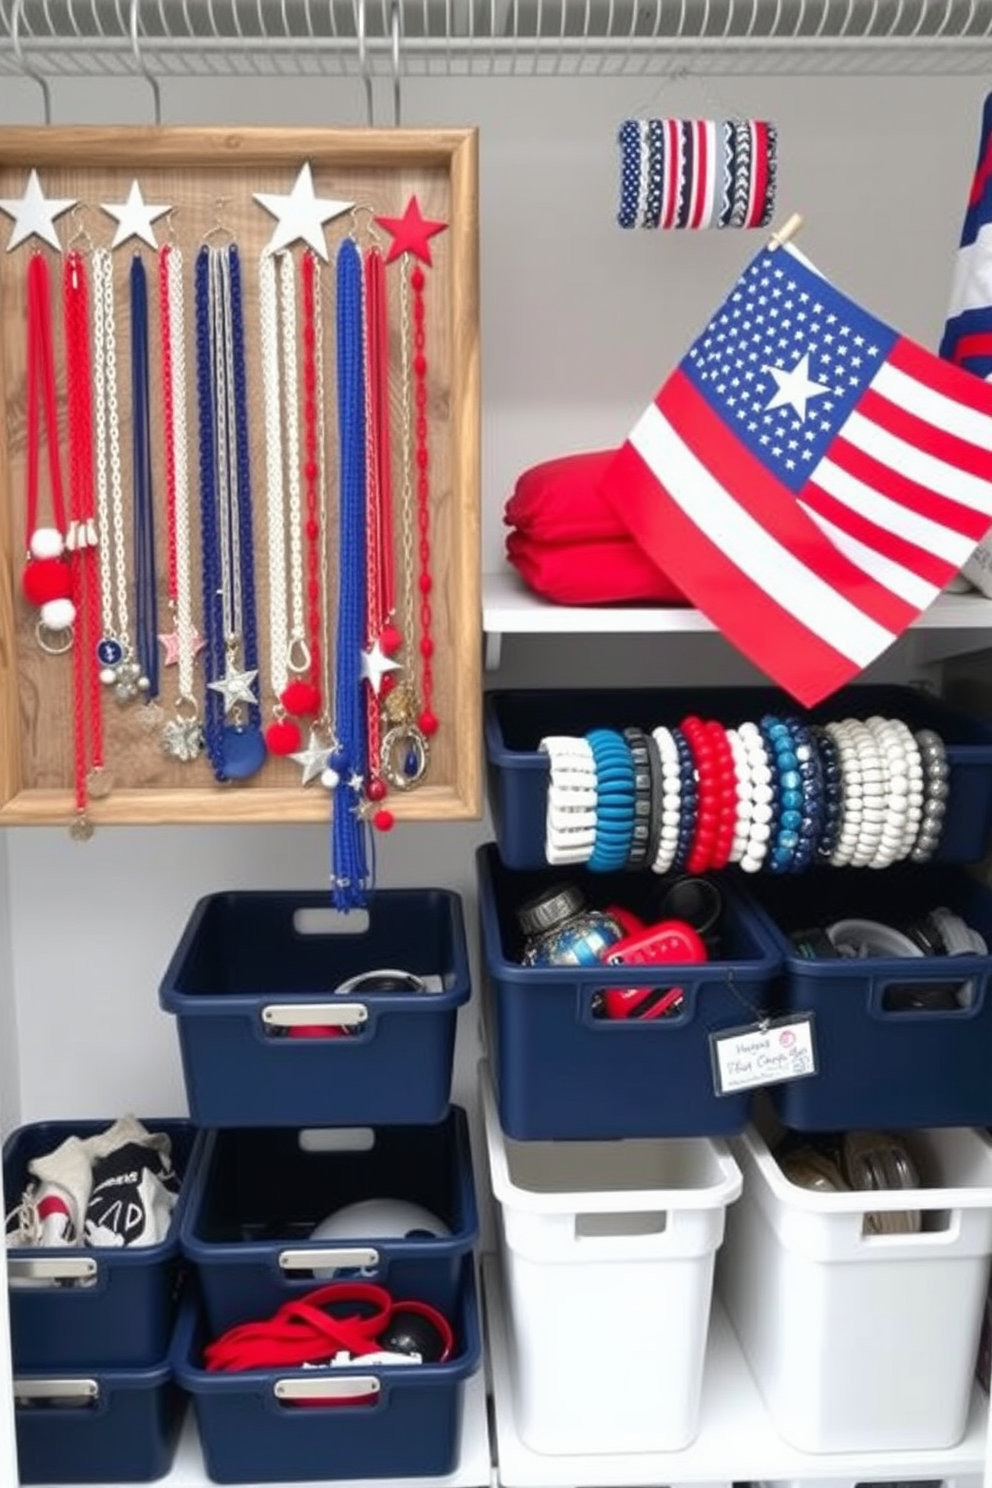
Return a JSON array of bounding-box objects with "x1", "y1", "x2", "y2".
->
[{"x1": 2, "y1": 1, "x2": 992, "y2": 87}]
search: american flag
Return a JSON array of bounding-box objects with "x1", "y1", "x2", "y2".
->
[{"x1": 600, "y1": 241, "x2": 992, "y2": 705}]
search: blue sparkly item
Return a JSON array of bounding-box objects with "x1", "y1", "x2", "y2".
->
[
  {"x1": 330, "y1": 237, "x2": 371, "y2": 910},
  {"x1": 758, "y1": 715, "x2": 791, "y2": 873},
  {"x1": 784, "y1": 715, "x2": 825, "y2": 873},
  {"x1": 814, "y1": 725, "x2": 844, "y2": 861}
]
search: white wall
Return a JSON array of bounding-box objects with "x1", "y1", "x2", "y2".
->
[{"x1": 0, "y1": 63, "x2": 987, "y2": 1125}]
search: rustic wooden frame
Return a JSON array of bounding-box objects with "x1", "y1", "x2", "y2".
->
[{"x1": 0, "y1": 126, "x2": 481, "y2": 826}]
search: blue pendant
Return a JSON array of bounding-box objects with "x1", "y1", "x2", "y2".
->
[
  {"x1": 97, "y1": 637, "x2": 123, "y2": 667},
  {"x1": 221, "y1": 724, "x2": 267, "y2": 781}
]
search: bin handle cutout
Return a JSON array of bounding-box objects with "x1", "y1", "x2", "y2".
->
[
  {"x1": 7, "y1": 1256, "x2": 98, "y2": 1286},
  {"x1": 262, "y1": 1003, "x2": 369, "y2": 1030},
  {"x1": 13, "y1": 1378, "x2": 99, "y2": 1406},
  {"x1": 575, "y1": 1210, "x2": 668, "y2": 1239},
  {"x1": 293, "y1": 908, "x2": 370, "y2": 936},
  {"x1": 273, "y1": 1375, "x2": 381, "y2": 1403},
  {"x1": 876, "y1": 978, "x2": 979, "y2": 1015},
  {"x1": 279, "y1": 1247, "x2": 380, "y2": 1273}
]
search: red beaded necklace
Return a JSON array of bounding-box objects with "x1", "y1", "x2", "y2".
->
[{"x1": 63, "y1": 247, "x2": 108, "y2": 835}]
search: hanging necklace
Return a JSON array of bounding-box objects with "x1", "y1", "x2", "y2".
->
[
  {"x1": 129, "y1": 253, "x2": 159, "y2": 713},
  {"x1": 258, "y1": 248, "x2": 316, "y2": 759},
  {"x1": 195, "y1": 238, "x2": 266, "y2": 782},
  {"x1": 21, "y1": 252, "x2": 75, "y2": 652},
  {"x1": 91, "y1": 246, "x2": 145, "y2": 701},
  {"x1": 328, "y1": 235, "x2": 371, "y2": 907},
  {"x1": 360, "y1": 226, "x2": 399, "y2": 827},
  {"x1": 62, "y1": 245, "x2": 108, "y2": 838},
  {"x1": 375, "y1": 196, "x2": 447, "y2": 790},
  {"x1": 159, "y1": 237, "x2": 204, "y2": 764},
  {"x1": 290, "y1": 253, "x2": 338, "y2": 789}
]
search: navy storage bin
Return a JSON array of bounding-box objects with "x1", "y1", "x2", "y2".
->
[
  {"x1": 159, "y1": 889, "x2": 470, "y2": 1127},
  {"x1": 4, "y1": 1118, "x2": 200, "y2": 1370},
  {"x1": 485, "y1": 685, "x2": 992, "y2": 870},
  {"x1": 14, "y1": 1355, "x2": 184, "y2": 1484},
  {"x1": 175, "y1": 1257, "x2": 481, "y2": 1484},
  {"x1": 478, "y1": 844, "x2": 781, "y2": 1140},
  {"x1": 181, "y1": 1108, "x2": 478, "y2": 1335},
  {"x1": 745, "y1": 866, "x2": 992, "y2": 1131}
]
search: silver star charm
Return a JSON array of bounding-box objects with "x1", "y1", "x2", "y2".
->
[
  {"x1": 360, "y1": 639, "x2": 402, "y2": 696},
  {"x1": 208, "y1": 664, "x2": 258, "y2": 713},
  {"x1": 290, "y1": 729, "x2": 330, "y2": 787},
  {"x1": 253, "y1": 163, "x2": 352, "y2": 260},
  {"x1": 100, "y1": 180, "x2": 171, "y2": 250},
  {"x1": 161, "y1": 717, "x2": 203, "y2": 763},
  {"x1": 0, "y1": 170, "x2": 76, "y2": 252}
]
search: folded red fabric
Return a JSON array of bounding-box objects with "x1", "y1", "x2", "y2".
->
[
  {"x1": 504, "y1": 449, "x2": 629, "y2": 543},
  {"x1": 505, "y1": 530, "x2": 685, "y2": 606}
]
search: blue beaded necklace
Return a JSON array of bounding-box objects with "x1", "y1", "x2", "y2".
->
[
  {"x1": 194, "y1": 240, "x2": 265, "y2": 782},
  {"x1": 129, "y1": 254, "x2": 158, "y2": 704},
  {"x1": 329, "y1": 236, "x2": 371, "y2": 908}
]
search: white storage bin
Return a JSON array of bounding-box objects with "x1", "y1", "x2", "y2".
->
[
  {"x1": 758, "y1": 1480, "x2": 981, "y2": 1488},
  {"x1": 719, "y1": 1115, "x2": 992, "y2": 1455},
  {"x1": 480, "y1": 1061, "x2": 742, "y2": 1456}
]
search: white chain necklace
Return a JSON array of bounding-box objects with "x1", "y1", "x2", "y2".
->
[
  {"x1": 92, "y1": 246, "x2": 146, "y2": 703},
  {"x1": 159, "y1": 242, "x2": 204, "y2": 763}
]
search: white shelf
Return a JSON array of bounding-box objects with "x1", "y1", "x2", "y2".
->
[
  {"x1": 482, "y1": 1255, "x2": 988, "y2": 1486},
  {"x1": 44, "y1": 1365, "x2": 492, "y2": 1488},
  {"x1": 482, "y1": 569, "x2": 992, "y2": 669}
]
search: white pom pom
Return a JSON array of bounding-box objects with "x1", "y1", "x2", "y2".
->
[
  {"x1": 321, "y1": 766, "x2": 340, "y2": 791},
  {"x1": 99, "y1": 667, "x2": 116, "y2": 686},
  {"x1": 30, "y1": 527, "x2": 65, "y2": 560},
  {"x1": 41, "y1": 597, "x2": 76, "y2": 631}
]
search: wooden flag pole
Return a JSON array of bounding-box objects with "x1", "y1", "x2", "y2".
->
[{"x1": 768, "y1": 211, "x2": 803, "y2": 250}]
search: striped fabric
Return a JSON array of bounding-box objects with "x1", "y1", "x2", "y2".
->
[
  {"x1": 617, "y1": 118, "x2": 776, "y2": 231},
  {"x1": 600, "y1": 242, "x2": 992, "y2": 705}
]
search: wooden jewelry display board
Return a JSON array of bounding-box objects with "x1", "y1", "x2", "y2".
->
[{"x1": 0, "y1": 126, "x2": 480, "y2": 828}]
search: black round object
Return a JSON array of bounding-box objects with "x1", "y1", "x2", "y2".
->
[
  {"x1": 380, "y1": 1310, "x2": 448, "y2": 1362},
  {"x1": 656, "y1": 876, "x2": 722, "y2": 939}
]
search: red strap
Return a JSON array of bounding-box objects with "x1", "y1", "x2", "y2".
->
[{"x1": 203, "y1": 1282, "x2": 452, "y2": 1374}]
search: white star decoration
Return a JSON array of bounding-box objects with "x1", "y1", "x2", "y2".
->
[
  {"x1": 253, "y1": 162, "x2": 352, "y2": 261},
  {"x1": 100, "y1": 181, "x2": 171, "y2": 250},
  {"x1": 360, "y1": 639, "x2": 401, "y2": 696},
  {"x1": 762, "y1": 351, "x2": 830, "y2": 422},
  {"x1": 0, "y1": 170, "x2": 76, "y2": 252},
  {"x1": 290, "y1": 729, "x2": 330, "y2": 787},
  {"x1": 208, "y1": 665, "x2": 258, "y2": 713}
]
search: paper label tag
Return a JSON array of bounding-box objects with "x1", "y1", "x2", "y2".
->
[{"x1": 710, "y1": 1014, "x2": 817, "y2": 1096}]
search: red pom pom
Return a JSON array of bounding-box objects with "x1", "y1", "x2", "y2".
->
[
  {"x1": 373, "y1": 809, "x2": 395, "y2": 832},
  {"x1": 418, "y1": 709, "x2": 438, "y2": 736},
  {"x1": 22, "y1": 557, "x2": 71, "y2": 606},
  {"x1": 281, "y1": 680, "x2": 321, "y2": 716},
  {"x1": 366, "y1": 778, "x2": 387, "y2": 802},
  {"x1": 265, "y1": 718, "x2": 302, "y2": 756},
  {"x1": 380, "y1": 622, "x2": 402, "y2": 656}
]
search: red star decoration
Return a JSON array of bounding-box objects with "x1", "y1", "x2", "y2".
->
[{"x1": 376, "y1": 196, "x2": 447, "y2": 267}]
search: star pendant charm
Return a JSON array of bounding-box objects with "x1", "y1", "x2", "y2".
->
[
  {"x1": 253, "y1": 162, "x2": 352, "y2": 261},
  {"x1": 208, "y1": 664, "x2": 258, "y2": 714},
  {"x1": 290, "y1": 728, "x2": 330, "y2": 787},
  {"x1": 360, "y1": 639, "x2": 401, "y2": 695},
  {"x1": 100, "y1": 181, "x2": 171, "y2": 250},
  {"x1": 159, "y1": 627, "x2": 206, "y2": 667},
  {"x1": 375, "y1": 195, "x2": 447, "y2": 266},
  {"x1": 0, "y1": 169, "x2": 76, "y2": 252}
]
